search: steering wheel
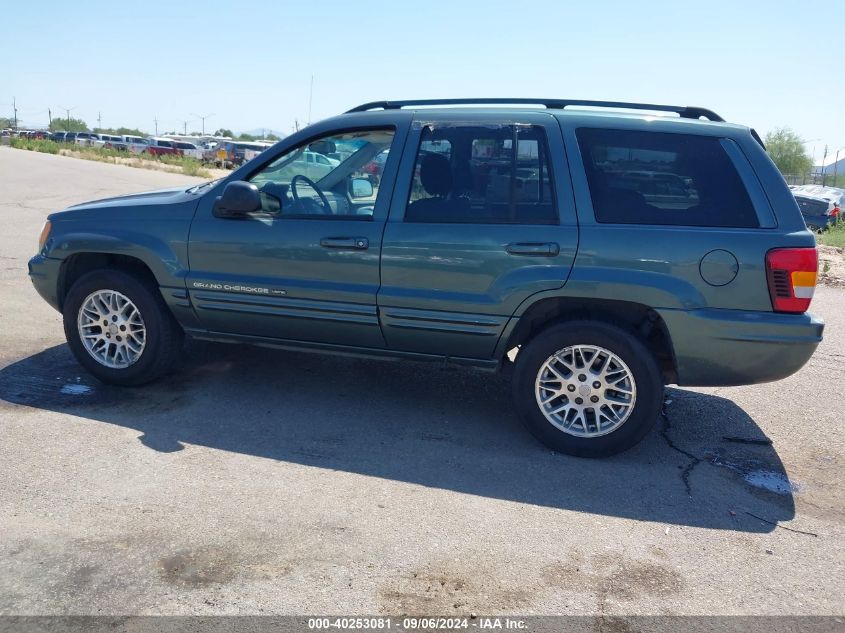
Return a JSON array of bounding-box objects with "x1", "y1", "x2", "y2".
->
[{"x1": 290, "y1": 174, "x2": 331, "y2": 214}]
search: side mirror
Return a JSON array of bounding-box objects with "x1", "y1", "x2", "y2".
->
[
  {"x1": 350, "y1": 177, "x2": 374, "y2": 199},
  {"x1": 213, "y1": 181, "x2": 262, "y2": 218}
]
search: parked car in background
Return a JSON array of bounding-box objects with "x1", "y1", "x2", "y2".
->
[
  {"x1": 172, "y1": 141, "x2": 203, "y2": 160},
  {"x1": 17, "y1": 129, "x2": 50, "y2": 139},
  {"x1": 791, "y1": 185, "x2": 844, "y2": 232},
  {"x1": 145, "y1": 137, "x2": 181, "y2": 156},
  {"x1": 91, "y1": 134, "x2": 128, "y2": 150},
  {"x1": 73, "y1": 132, "x2": 99, "y2": 147},
  {"x1": 121, "y1": 135, "x2": 150, "y2": 154},
  {"x1": 211, "y1": 141, "x2": 271, "y2": 168},
  {"x1": 49, "y1": 132, "x2": 67, "y2": 142},
  {"x1": 362, "y1": 149, "x2": 389, "y2": 184},
  {"x1": 243, "y1": 141, "x2": 273, "y2": 162}
]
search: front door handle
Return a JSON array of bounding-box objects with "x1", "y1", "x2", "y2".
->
[
  {"x1": 320, "y1": 237, "x2": 369, "y2": 250},
  {"x1": 506, "y1": 242, "x2": 560, "y2": 256}
]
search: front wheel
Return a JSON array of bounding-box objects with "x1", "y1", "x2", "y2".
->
[
  {"x1": 512, "y1": 320, "x2": 663, "y2": 457},
  {"x1": 63, "y1": 269, "x2": 184, "y2": 386}
]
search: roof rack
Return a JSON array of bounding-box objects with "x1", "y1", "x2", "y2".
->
[{"x1": 346, "y1": 98, "x2": 724, "y2": 122}]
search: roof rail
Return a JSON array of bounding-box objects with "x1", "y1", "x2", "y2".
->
[{"x1": 346, "y1": 98, "x2": 724, "y2": 122}]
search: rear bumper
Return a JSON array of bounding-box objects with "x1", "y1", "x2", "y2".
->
[
  {"x1": 657, "y1": 307, "x2": 824, "y2": 386},
  {"x1": 28, "y1": 254, "x2": 63, "y2": 312}
]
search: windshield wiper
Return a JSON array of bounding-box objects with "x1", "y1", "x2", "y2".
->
[{"x1": 187, "y1": 178, "x2": 221, "y2": 194}]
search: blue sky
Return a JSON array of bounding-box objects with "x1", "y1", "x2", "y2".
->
[{"x1": 3, "y1": 0, "x2": 843, "y2": 161}]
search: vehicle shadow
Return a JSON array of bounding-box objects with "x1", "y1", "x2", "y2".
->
[{"x1": 0, "y1": 342, "x2": 796, "y2": 532}]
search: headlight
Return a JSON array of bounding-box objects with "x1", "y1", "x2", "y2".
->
[{"x1": 38, "y1": 220, "x2": 52, "y2": 252}]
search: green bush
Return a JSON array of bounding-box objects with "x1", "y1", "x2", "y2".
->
[
  {"x1": 9, "y1": 137, "x2": 60, "y2": 154},
  {"x1": 819, "y1": 219, "x2": 845, "y2": 249},
  {"x1": 9, "y1": 138, "x2": 211, "y2": 178}
]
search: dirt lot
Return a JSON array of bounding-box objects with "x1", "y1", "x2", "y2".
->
[
  {"x1": 0, "y1": 148, "x2": 842, "y2": 617},
  {"x1": 818, "y1": 244, "x2": 845, "y2": 288}
]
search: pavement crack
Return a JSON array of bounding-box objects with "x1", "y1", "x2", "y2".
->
[{"x1": 659, "y1": 397, "x2": 700, "y2": 496}]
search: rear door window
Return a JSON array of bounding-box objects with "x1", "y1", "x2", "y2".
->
[
  {"x1": 576, "y1": 128, "x2": 759, "y2": 228},
  {"x1": 405, "y1": 124, "x2": 558, "y2": 224}
]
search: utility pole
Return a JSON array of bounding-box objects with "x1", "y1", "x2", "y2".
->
[
  {"x1": 154, "y1": 117, "x2": 158, "y2": 136},
  {"x1": 97, "y1": 112, "x2": 102, "y2": 131},
  {"x1": 48, "y1": 108, "x2": 52, "y2": 128},
  {"x1": 12, "y1": 97, "x2": 17, "y2": 129},
  {"x1": 822, "y1": 145, "x2": 829, "y2": 187},
  {"x1": 308, "y1": 75, "x2": 314, "y2": 125},
  {"x1": 60, "y1": 106, "x2": 75, "y2": 132},
  {"x1": 834, "y1": 148, "x2": 842, "y2": 187},
  {"x1": 191, "y1": 113, "x2": 213, "y2": 136}
]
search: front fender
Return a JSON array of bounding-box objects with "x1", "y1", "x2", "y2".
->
[{"x1": 47, "y1": 229, "x2": 188, "y2": 288}]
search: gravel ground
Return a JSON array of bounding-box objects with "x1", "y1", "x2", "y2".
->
[{"x1": 0, "y1": 147, "x2": 842, "y2": 617}]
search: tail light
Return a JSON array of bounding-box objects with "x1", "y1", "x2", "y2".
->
[
  {"x1": 766, "y1": 248, "x2": 817, "y2": 313},
  {"x1": 830, "y1": 206, "x2": 841, "y2": 218}
]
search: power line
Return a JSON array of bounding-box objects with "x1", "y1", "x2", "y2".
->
[{"x1": 191, "y1": 112, "x2": 213, "y2": 135}]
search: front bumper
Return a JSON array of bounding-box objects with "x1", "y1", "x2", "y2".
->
[
  {"x1": 657, "y1": 307, "x2": 824, "y2": 386},
  {"x1": 28, "y1": 254, "x2": 63, "y2": 312}
]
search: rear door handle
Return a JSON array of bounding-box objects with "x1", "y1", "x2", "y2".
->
[
  {"x1": 506, "y1": 242, "x2": 559, "y2": 256},
  {"x1": 320, "y1": 237, "x2": 369, "y2": 250}
]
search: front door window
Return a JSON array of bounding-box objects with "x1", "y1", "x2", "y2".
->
[{"x1": 248, "y1": 129, "x2": 394, "y2": 219}]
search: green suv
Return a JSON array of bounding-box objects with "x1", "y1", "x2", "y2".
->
[{"x1": 28, "y1": 98, "x2": 824, "y2": 457}]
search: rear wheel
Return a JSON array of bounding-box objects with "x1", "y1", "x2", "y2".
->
[
  {"x1": 512, "y1": 320, "x2": 663, "y2": 457},
  {"x1": 63, "y1": 269, "x2": 184, "y2": 386}
]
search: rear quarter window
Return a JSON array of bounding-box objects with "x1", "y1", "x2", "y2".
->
[{"x1": 576, "y1": 128, "x2": 759, "y2": 228}]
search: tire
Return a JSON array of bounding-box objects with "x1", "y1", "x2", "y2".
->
[
  {"x1": 62, "y1": 269, "x2": 184, "y2": 386},
  {"x1": 512, "y1": 320, "x2": 663, "y2": 458}
]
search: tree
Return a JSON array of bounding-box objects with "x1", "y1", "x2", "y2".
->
[
  {"x1": 49, "y1": 117, "x2": 89, "y2": 133},
  {"x1": 765, "y1": 128, "x2": 813, "y2": 176},
  {"x1": 0, "y1": 117, "x2": 14, "y2": 129},
  {"x1": 213, "y1": 128, "x2": 233, "y2": 138},
  {"x1": 237, "y1": 133, "x2": 258, "y2": 141}
]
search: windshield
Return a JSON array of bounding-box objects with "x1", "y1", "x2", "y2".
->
[{"x1": 250, "y1": 131, "x2": 392, "y2": 188}]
